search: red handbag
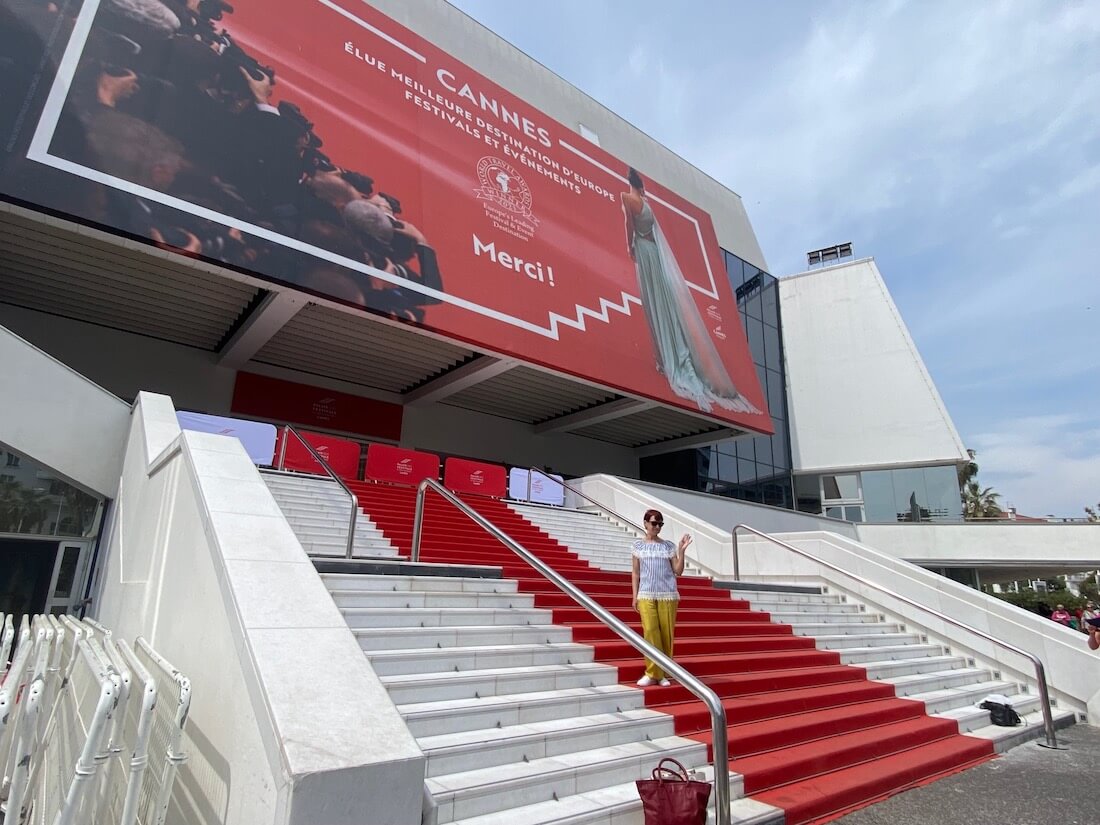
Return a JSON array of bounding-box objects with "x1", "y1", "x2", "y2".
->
[{"x1": 636, "y1": 757, "x2": 712, "y2": 825}]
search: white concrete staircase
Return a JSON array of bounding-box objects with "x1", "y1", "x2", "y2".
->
[
  {"x1": 262, "y1": 471, "x2": 400, "y2": 558},
  {"x1": 731, "y1": 585, "x2": 1076, "y2": 751},
  {"x1": 319, "y1": 567, "x2": 782, "y2": 825},
  {"x1": 507, "y1": 503, "x2": 637, "y2": 572}
]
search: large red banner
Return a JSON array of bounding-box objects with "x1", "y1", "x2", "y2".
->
[
  {"x1": 231, "y1": 372, "x2": 403, "y2": 441},
  {"x1": 2, "y1": 0, "x2": 770, "y2": 431}
]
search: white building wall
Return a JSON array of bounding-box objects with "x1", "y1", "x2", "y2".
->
[
  {"x1": 0, "y1": 322, "x2": 129, "y2": 496},
  {"x1": 779, "y1": 258, "x2": 968, "y2": 473}
]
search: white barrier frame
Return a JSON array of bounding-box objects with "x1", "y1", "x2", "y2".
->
[
  {"x1": 135, "y1": 637, "x2": 191, "y2": 825},
  {"x1": 0, "y1": 613, "x2": 13, "y2": 676},
  {"x1": 29, "y1": 638, "x2": 117, "y2": 825}
]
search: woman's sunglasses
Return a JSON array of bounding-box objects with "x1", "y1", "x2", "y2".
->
[{"x1": 648, "y1": 519, "x2": 664, "y2": 527}]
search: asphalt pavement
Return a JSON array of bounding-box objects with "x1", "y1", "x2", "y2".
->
[{"x1": 835, "y1": 723, "x2": 1098, "y2": 825}]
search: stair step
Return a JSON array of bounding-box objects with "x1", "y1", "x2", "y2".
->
[
  {"x1": 753, "y1": 733, "x2": 993, "y2": 824},
  {"x1": 907, "y1": 678, "x2": 1022, "y2": 714},
  {"x1": 879, "y1": 666, "x2": 993, "y2": 697},
  {"x1": 791, "y1": 622, "x2": 903, "y2": 636},
  {"x1": 341, "y1": 606, "x2": 553, "y2": 629},
  {"x1": 444, "y1": 780, "x2": 782, "y2": 825},
  {"x1": 356, "y1": 624, "x2": 573, "y2": 651},
  {"x1": 382, "y1": 662, "x2": 621, "y2": 704},
  {"x1": 863, "y1": 655, "x2": 969, "y2": 679},
  {"x1": 321, "y1": 574, "x2": 515, "y2": 593},
  {"x1": 815, "y1": 633, "x2": 924, "y2": 650},
  {"x1": 331, "y1": 589, "x2": 534, "y2": 609},
  {"x1": 418, "y1": 709, "x2": 674, "y2": 776},
  {"x1": 837, "y1": 643, "x2": 944, "y2": 664},
  {"x1": 399, "y1": 685, "x2": 646, "y2": 738},
  {"x1": 367, "y1": 642, "x2": 596, "y2": 677},
  {"x1": 741, "y1": 592, "x2": 844, "y2": 606},
  {"x1": 426, "y1": 737, "x2": 709, "y2": 823},
  {"x1": 733, "y1": 715, "x2": 962, "y2": 794},
  {"x1": 666, "y1": 681, "x2": 899, "y2": 732}
]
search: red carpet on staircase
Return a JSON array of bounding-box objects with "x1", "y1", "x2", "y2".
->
[{"x1": 346, "y1": 480, "x2": 996, "y2": 825}]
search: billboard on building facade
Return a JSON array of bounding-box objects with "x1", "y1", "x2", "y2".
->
[{"x1": 0, "y1": 0, "x2": 770, "y2": 431}]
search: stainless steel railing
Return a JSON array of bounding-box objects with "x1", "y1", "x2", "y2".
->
[
  {"x1": 276, "y1": 425, "x2": 359, "y2": 559},
  {"x1": 411, "y1": 478, "x2": 732, "y2": 824},
  {"x1": 731, "y1": 523, "x2": 1062, "y2": 749},
  {"x1": 524, "y1": 468, "x2": 645, "y2": 533}
]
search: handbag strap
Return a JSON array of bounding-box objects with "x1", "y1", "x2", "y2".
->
[{"x1": 651, "y1": 757, "x2": 689, "y2": 782}]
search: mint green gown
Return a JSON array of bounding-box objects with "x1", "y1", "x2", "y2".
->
[{"x1": 632, "y1": 199, "x2": 759, "y2": 415}]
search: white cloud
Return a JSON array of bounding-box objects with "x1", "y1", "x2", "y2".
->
[{"x1": 972, "y1": 414, "x2": 1100, "y2": 517}]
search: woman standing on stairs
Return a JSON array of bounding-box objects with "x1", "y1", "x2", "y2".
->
[{"x1": 631, "y1": 508, "x2": 691, "y2": 687}]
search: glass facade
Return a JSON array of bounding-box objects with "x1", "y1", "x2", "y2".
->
[
  {"x1": 796, "y1": 465, "x2": 963, "y2": 523},
  {"x1": 640, "y1": 251, "x2": 794, "y2": 509},
  {"x1": 0, "y1": 444, "x2": 103, "y2": 538}
]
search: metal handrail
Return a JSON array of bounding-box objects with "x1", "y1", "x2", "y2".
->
[
  {"x1": 731, "y1": 523, "x2": 1063, "y2": 749},
  {"x1": 411, "y1": 478, "x2": 732, "y2": 824},
  {"x1": 276, "y1": 425, "x2": 358, "y2": 559},
  {"x1": 524, "y1": 468, "x2": 645, "y2": 533}
]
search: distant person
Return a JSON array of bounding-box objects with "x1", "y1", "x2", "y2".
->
[
  {"x1": 1050, "y1": 604, "x2": 1072, "y2": 626},
  {"x1": 1080, "y1": 601, "x2": 1097, "y2": 633}
]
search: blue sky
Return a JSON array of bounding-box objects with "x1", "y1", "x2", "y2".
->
[{"x1": 450, "y1": 0, "x2": 1100, "y2": 517}]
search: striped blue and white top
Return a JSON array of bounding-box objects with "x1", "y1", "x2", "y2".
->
[{"x1": 632, "y1": 539, "x2": 679, "y2": 601}]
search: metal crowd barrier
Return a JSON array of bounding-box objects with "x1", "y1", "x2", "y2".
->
[{"x1": 0, "y1": 614, "x2": 192, "y2": 824}]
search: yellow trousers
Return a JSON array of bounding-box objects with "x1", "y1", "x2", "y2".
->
[{"x1": 637, "y1": 599, "x2": 678, "y2": 680}]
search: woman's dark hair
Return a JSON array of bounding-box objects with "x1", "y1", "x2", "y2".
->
[
  {"x1": 643, "y1": 508, "x2": 663, "y2": 525},
  {"x1": 627, "y1": 167, "x2": 644, "y2": 190},
  {"x1": 379, "y1": 192, "x2": 402, "y2": 215}
]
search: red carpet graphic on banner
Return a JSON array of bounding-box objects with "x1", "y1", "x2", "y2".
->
[{"x1": 347, "y1": 481, "x2": 995, "y2": 825}]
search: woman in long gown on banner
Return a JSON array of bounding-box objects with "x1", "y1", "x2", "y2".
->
[{"x1": 621, "y1": 167, "x2": 759, "y2": 415}]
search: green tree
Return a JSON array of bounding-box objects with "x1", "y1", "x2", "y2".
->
[
  {"x1": 962, "y1": 480, "x2": 1002, "y2": 520},
  {"x1": 1080, "y1": 574, "x2": 1099, "y2": 602},
  {"x1": 958, "y1": 449, "x2": 980, "y2": 487}
]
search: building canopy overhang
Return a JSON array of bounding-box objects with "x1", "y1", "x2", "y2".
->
[{"x1": 1, "y1": 202, "x2": 754, "y2": 452}]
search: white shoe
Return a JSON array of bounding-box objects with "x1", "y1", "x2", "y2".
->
[
  {"x1": 636, "y1": 676, "x2": 655, "y2": 687},
  {"x1": 658, "y1": 678, "x2": 671, "y2": 687}
]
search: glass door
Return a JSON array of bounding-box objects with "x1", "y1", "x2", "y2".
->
[{"x1": 44, "y1": 540, "x2": 94, "y2": 616}]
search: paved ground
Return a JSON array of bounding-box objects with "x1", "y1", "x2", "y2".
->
[{"x1": 835, "y1": 723, "x2": 1098, "y2": 825}]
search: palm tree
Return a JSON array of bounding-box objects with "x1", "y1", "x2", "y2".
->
[
  {"x1": 14, "y1": 487, "x2": 51, "y2": 533},
  {"x1": 963, "y1": 480, "x2": 1002, "y2": 520},
  {"x1": 958, "y1": 448, "x2": 980, "y2": 487}
]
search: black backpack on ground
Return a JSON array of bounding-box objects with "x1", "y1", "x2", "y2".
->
[{"x1": 979, "y1": 700, "x2": 1022, "y2": 727}]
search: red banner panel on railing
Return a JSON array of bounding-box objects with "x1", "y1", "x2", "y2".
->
[
  {"x1": 231, "y1": 372, "x2": 402, "y2": 441},
  {"x1": 444, "y1": 458, "x2": 507, "y2": 498},
  {"x1": 0, "y1": 0, "x2": 770, "y2": 435},
  {"x1": 274, "y1": 429, "x2": 361, "y2": 480},
  {"x1": 365, "y1": 444, "x2": 440, "y2": 486}
]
